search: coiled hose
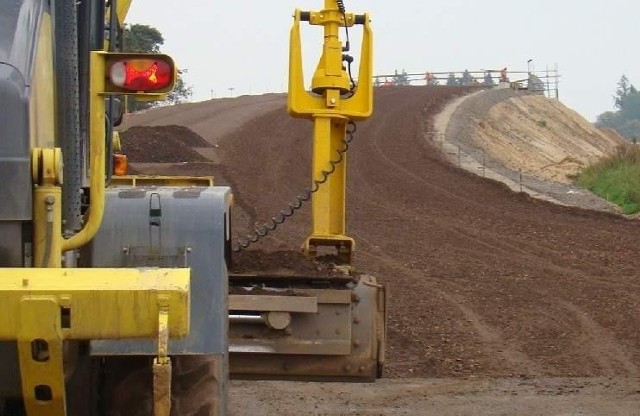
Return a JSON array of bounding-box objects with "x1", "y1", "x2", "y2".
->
[{"x1": 234, "y1": 121, "x2": 357, "y2": 251}]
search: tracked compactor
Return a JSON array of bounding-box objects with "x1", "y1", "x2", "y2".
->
[{"x1": 227, "y1": 1, "x2": 387, "y2": 382}]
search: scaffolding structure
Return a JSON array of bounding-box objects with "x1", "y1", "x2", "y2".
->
[{"x1": 373, "y1": 66, "x2": 561, "y2": 99}]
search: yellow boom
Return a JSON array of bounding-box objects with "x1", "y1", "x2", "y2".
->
[{"x1": 288, "y1": 0, "x2": 373, "y2": 263}]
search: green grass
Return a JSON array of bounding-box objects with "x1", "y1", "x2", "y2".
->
[{"x1": 577, "y1": 145, "x2": 640, "y2": 215}]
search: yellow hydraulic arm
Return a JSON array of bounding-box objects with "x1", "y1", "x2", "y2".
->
[{"x1": 288, "y1": 0, "x2": 373, "y2": 263}]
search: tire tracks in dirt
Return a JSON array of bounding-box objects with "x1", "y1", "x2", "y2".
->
[
  {"x1": 555, "y1": 300, "x2": 640, "y2": 376},
  {"x1": 357, "y1": 236, "x2": 542, "y2": 376}
]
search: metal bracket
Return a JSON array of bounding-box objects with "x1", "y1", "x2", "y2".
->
[
  {"x1": 31, "y1": 148, "x2": 63, "y2": 186},
  {"x1": 288, "y1": 6, "x2": 373, "y2": 119},
  {"x1": 17, "y1": 296, "x2": 66, "y2": 416},
  {"x1": 153, "y1": 295, "x2": 171, "y2": 416},
  {"x1": 303, "y1": 234, "x2": 354, "y2": 264},
  {"x1": 0, "y1": 268, "x2": 190, "y2": 416}
]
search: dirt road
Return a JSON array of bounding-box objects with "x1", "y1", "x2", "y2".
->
[
  {"x1": 229, "y1": 378, "x2": 640, "y2": 416},
  {"x1": 121, "y1": 86, "x2": 640, "y2": 414}
]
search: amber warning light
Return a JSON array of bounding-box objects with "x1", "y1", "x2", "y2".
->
[{"x1": 109, "y1": 59, "x2": 172, "y2": 92}]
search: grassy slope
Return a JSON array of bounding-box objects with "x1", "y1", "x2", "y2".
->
[{"x1": 577, "y1": 145, "x2": 640, "y2": 214}]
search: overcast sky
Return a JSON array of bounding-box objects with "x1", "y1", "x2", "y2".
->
[{"x1": 127, "y1": 0, "x2": 637, "y2": 121}]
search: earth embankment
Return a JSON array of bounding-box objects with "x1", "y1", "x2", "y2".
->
[
  {"x1": 436, "y1": 89, "x2": 625, "y2": 211},
  {"x1": 120, "y1": 86, "x2": 640, "y2": 381}
]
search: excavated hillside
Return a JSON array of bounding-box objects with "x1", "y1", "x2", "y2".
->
[
  {"x1": 475, "y1": 95, "x2": 623, "y2": 182},
  {"x1": 440, "y1": 89, "x2": 624, "y2": 184},
  {"x1": 435, "y1": 89, "x2": 624, "y2": 211},
  {"x1": 120, "y1": 86, "x2": 640, "y2": 380}
]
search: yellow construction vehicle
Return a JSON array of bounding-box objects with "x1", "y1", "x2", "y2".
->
[
  {"x1": 0, "y1": 0, "x2": 384, "y2": 414},
  {"x1": 228, "y1": 0, "x2": 386, "y2": 382},
  {"x1": 0, "y1": 0, "x2": 228, "y2": 414}
]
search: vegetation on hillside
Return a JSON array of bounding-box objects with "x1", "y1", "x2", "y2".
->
[
  {"x1": 596, "y1": 75, "x2": 640, "y2": 141},
  {"x1": 578, "y1": 146, "x2": 640, "y2": 214}
]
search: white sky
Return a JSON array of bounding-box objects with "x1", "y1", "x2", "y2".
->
[{"x1": 127, "y1": 0, "x2": 638, "y2": 121}]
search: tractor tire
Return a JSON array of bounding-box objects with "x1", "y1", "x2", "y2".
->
[{"x1": 102, "y1": 355, "x2": 227, "y2": 416}]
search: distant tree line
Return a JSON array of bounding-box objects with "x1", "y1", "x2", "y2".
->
[{"x1": 595, "y1": 75, "x2": 640, "y2": 141}]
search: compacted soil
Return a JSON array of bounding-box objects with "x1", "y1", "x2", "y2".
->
[{"x1": 121, "y1": 86, "x2": 640, "y2": 414}]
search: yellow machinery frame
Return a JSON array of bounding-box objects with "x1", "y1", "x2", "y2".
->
[
  {"x1": 288, "y1": 0, "x2": 373, "y2": 263},
  {"x1": 0, "y1": 269, "x2": 189, "y2": 416},
  {"x1": 5, "y1": 47, "x2": 183, "y2": 416}
]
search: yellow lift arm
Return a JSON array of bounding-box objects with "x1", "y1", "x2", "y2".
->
[{"x1": 288, "y1": 0, "x2": 373, "y2": 263}]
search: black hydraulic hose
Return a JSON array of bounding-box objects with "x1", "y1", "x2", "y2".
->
[
  {"x1": 40, "y1": 196, "x2": 55, "y2": 267},
  {"x1": 234, "y1": 121, "x2": 357, "y2": 251}
]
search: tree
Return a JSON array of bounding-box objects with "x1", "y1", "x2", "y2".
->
[
  {"x1": 123, "y1": 24, "x2": 163, "y2": 53},
  {"x1": 460, "y1": 69, "x2": 473, "y2": 86},
  {"x1": 392, "y1": 69, "x2": 410, "y2": 86},
  {"x1": 123, "y1": 24, "x2": 192, "y2": 111},
  {"x1": 167, "y1": 69, "x2": 193, "y2": 105},
  {"x1": 483, "y1": 71, "x2": 495, "y2": 86},
  {"x1": 596, "y1": 111, "x2": 621, "y2": 129},
  {"x1": 595, "y1": 75, "x2": 640, "y2": 141},
  {"x1": 615, "y1": 75, "x2": 637, "y2": 109},
  {"x1": 619, "y1": 93, "x2": 640, "y2": 122}
]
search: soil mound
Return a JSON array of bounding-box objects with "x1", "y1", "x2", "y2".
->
[
  {"x1": 119, "y1": 94, "x2": 285, "y2": 145},
  {"x1": 230, "y1": 250, "x2": 348, "y2": 279},
  {"x1": 120, "y1": 125, "x2": 211, "y2": 163}
]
